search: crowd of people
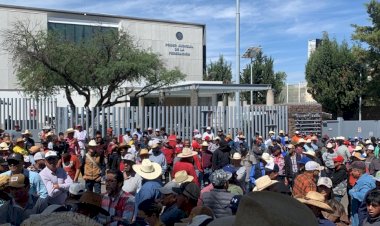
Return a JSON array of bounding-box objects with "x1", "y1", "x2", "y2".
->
[{"x1": 0, "y1": 124, "x2": 379, "y2": 226}]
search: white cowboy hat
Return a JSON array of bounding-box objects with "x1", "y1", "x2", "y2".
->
[
  {"x1": 326, "y1": 143, "x2": 333, "y2": 149},
  {"x1": 297, "y1": 191, "x2": 333, "y2": 212},
  {"x1": 177, "y1": 147, "x2": 197, "y2": 158},
  {"x1": 354, "y1": 146, "x2": 363, "y2": 151},
  {"x1": 132, "y1": 159, "x2": 162, "y2": 180},
  {"x1": 88, "y1": 140, "x2": 98, "y2": 147},
  {"x1": 252, "y1": 175, "x2": 278, "y2": 192},
  {"x1": 65, "y1": 128, "x2": 75, "y2": 134},
  {"x1": 303, "y1": 150, "x2": 316, "y2": 157},
  {"x1": 172, "y1": 170, "x2": 194, "y2": 184},
  {"x1": 260, "y1": 153, "x2": 274, "y2": 163},
  {"x1": 201, "y1": 141, "x2": 208, "y2": 147},
  {"x1": 22, "y1": 130, "x2": 32, "y2": 136},
  {"x1": 231, "y1": 152, "x2": 242, "y2": 160}
]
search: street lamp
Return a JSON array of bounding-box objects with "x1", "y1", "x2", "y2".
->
[{"x1": 242, "y1": 46, "x2": 262, "y2": 105}]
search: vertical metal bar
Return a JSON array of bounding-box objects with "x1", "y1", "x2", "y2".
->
[
  {"x1": 181, "y1": 106, "x2": 185, "y2": 140},
  {"x1": 118, "y1": 107, "x2": 121, "y2": 137}
]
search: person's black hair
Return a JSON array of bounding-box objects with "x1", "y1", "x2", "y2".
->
[
  {"x1": 107, "y1": 169, "x2": 124, "y2": 183},
  {"x1": 59, "y1": 132, "x2": 64, "y2": 136},
  {"x1": 138, "y1": 198, "x2": 162, "y2": 217},
  {"x1": 366, "y1": 189, "x2": 380, "y2": 205}
]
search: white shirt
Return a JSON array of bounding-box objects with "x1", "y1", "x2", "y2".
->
[
  {"x1": 74, "y1": 130, "x2": 87, "y2": 150},
  {"x1": 39, "y1": 167, "x2": 73, "y2": 205},
  {"x1": 202, "y1": 132, "x2": 214, "y2": 140},
  {"x1": 122, "y1": 173, "x2": 142, "y2": 195},
  {"x1": 123, "y1": 134, "x2": 132, "y2": 144}
]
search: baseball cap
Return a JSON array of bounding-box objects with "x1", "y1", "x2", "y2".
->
[
  {"x1": 223, "y1": 165, "x2": 237, "y2": 174},
  {"x1": 33, "y1": 152, "x2": 45, "y2": 161},
  {"x1": 155, "y1": 128, "x2": 160, "y2": 132},
  {"x1": 317, "y1": 177, "x2": 333, "y2": 188},
  {"x1": 69, "y1": 183, "x2": 85, "y2": 196},
  {"x1": 172, "y1": 182, "x2": 200, "y2": 201},
  {"x1": 265, "y1": 162, "x2": 279, "y2": 173},
  {"x1": 349, "y1": 161, "x2": 366, "y2": 170},
  {"x1": 158, "y1": 181, "x2": 179, "y2": 195},
  {"x1": 305, "y1": 161, "x2": 321, "y2": 171},
  {"x1": 368, "y1": 145, "x2": 375, "y2": 151},
  {"x1": 7, "y1": 153, "x2": 23, "y2": 162},
  {"x1": 45, "y1": 151, "x2": 58, "y2": 159},
  {"x1": 147, "y1": 127, "x2": 153, "y2": 130},
  {"x1": 8, "y1": 174, "x2": 27, "y2": 188},
  {"x1": 332, "y1": 155, "x2": 344, "y2": 163},
  {"x1": 209, "y1": 169, "x2": 232, "y2": 187},
  {"x1": 297, "y1": 156, "x2": 311, "y2": 165},
  {"x1": 206, "y1": 126, "x2": 211, "y2": 130}
]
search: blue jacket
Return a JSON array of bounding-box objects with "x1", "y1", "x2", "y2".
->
[
  {"x1": 134, "y1": 179, "x2": 162, "y2": 217},
  {"x1": 249, "y1": 162, "x2": 265, "y2": 185},
  {"x1": 349, "y1": 174, "x2": 376, "y2": 226},
  {"x1": 1, "y1": 169, "x2": 48, "y2": 199}
]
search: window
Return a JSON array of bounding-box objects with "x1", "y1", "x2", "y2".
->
[{"x1": 48, "y1": 22, "x2": 118, "y2": 43}]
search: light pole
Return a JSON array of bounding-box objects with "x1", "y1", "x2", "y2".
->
[
  {"x1": 242, "y1": 46, "x2": 262, "y2": 105},
  {"x1": 235, "y1": 0, "x2": 240, "y2": 131}
]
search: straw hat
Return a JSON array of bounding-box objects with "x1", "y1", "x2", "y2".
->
[
  {"x1": 21, "y1": 211, "x2": 102, "y2": 226},
  {"x1": 306, "y1": 139, "x2": 312, "y2": 143},
  {"x1": 65, "y1": 128, "x2": 75, "y2": 134},
  {"x1": 118, "y1": 143, "x2": 130, "y2": 149},
  {"x1": 353, "y1": 152, "x2": 366, "y2": 161},
  {"x1": 326, "y1": 143, "x2": 333, "y2": 149},
  {"x1": 132, "y1": 159, "x2": 162, "y2": 180},
  {"x1": 201, "y1": 141, "x2": 208, "y2": 147},
  {"x1": 29, "y1": 146, "x2": 40, "y2": 154},
  {"x1": 46, "y1": 131, "x2": 54, "y2": 137},
  {"x1": 177, "y1": 147, "x2": 197, "y2": 158},
  {"x1": 77, "y1": 191, "x2": 110, "y2": 216},
  {"x1": 231, "y1": 152, "x2": 242, "y2": 160},
  {"x1": 365, "y1": 140, "x2": 372, "y2": 145},
  {"x1": 298, "y1": 138, "x2": 306, "y2": 144},
  {"x1": 87, "y1": 140, "x2": 97, "y2": 147},
  {"x1": 16, "y1": 137, "x2": 24, "y2": 143},
  {"x1": 260, "y1": 153, "x2": 274, "y2": 163},
  {"x1": 139, "y1": 148, "x2": 150, "y2": 156},
  {"x1": 0, "y1": 142, "x2": 9, "y2": 151},
  {"x1": 22, "y1": 130, "x2": 32, "y2": 136},
  {"x1": 354, "y1": 146, "x2": 363, "y2": 152},
  {"x1": 238, "y1": 134, "x2": 246, "y2": 139},
  {"x1": 303, "y1": 150, "x2": 316, "y2": 157},
  {"x1": 173, "y1": 170, "x2": 194, "y2": 184},
  {"x1": 297, "y1": 191, "x2": 333, "y2": 212},
  {"x1": 252, "y1": 175, "x2": 278, "y2": 191},
  {"x1": 269, "y1": 131, "x2": 275, "y2": 134}
]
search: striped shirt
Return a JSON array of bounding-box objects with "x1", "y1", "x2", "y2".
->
[{"x1": 101, "y1": 190, "x2": 135, "y2": 226}]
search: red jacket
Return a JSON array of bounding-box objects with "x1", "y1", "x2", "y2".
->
[{"x1": 172, "y1": 161, "x2": 199, "y2": 186}]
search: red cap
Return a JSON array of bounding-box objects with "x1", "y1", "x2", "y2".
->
[
  {"x1": 333, "y1": 155, "x2": 344, "y2": 163},
  {"x1": 204, "y1": 136, "x2": 210, "y2": 141}
]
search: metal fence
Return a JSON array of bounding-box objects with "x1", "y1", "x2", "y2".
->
[
  {"x1": 0, "y1": 98, "x2": 57, "y2": 130},
  {"x1": 0, "y1": 98, "x2": 289, "y2": 145},
  {"x1": 56, "y1": 105, "x2": 288, "y2": 145},
  {"x1": 322, "y1": 117, "x2": 380, "y2": 138}
]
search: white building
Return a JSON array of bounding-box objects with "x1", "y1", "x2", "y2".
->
[
  {"x1": 0, "y1": 4, "x2": 206, "y2": 106},
  {"x1": 307, "y1": 39, "x2": 322, "y2": 59}
]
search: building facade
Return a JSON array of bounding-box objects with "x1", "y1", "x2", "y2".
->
[{"x1": 0, "y1": 4, "x2": 206, "y2": 106}]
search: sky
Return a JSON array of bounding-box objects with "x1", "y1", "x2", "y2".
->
[{"x1": 0, "y1": 0, "x2": 372, "y2": 83}]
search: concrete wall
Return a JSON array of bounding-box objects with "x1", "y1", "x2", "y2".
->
[{"x1": 322, "y1": 118, "x2": 380, "y2": 138}]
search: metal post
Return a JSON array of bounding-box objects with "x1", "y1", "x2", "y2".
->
[
  {"x1": 359, "y1": 71, "x2": 362, "y2": 121},
  {"x1": 235, "y1": 0, "x2": 240, "y2": 130},
  {"x1": 250, "y1": 59, "x2": 253, "y2": 106}
]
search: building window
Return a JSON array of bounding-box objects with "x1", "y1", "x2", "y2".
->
[{"x1": 48, "y1": 22, "x2": 118, "y2": 43}]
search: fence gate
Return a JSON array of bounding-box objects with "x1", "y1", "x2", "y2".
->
[{"x1": 56, "y1": 105, "x2": 288, "y2": 147}]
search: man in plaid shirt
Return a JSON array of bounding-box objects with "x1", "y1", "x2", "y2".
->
[
  {"x1": 102, "y1": 169, "x2": 135, "y2": 225},
  {"x1": 292, "y1": 161, "x2": 321, "y2": 197}
]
